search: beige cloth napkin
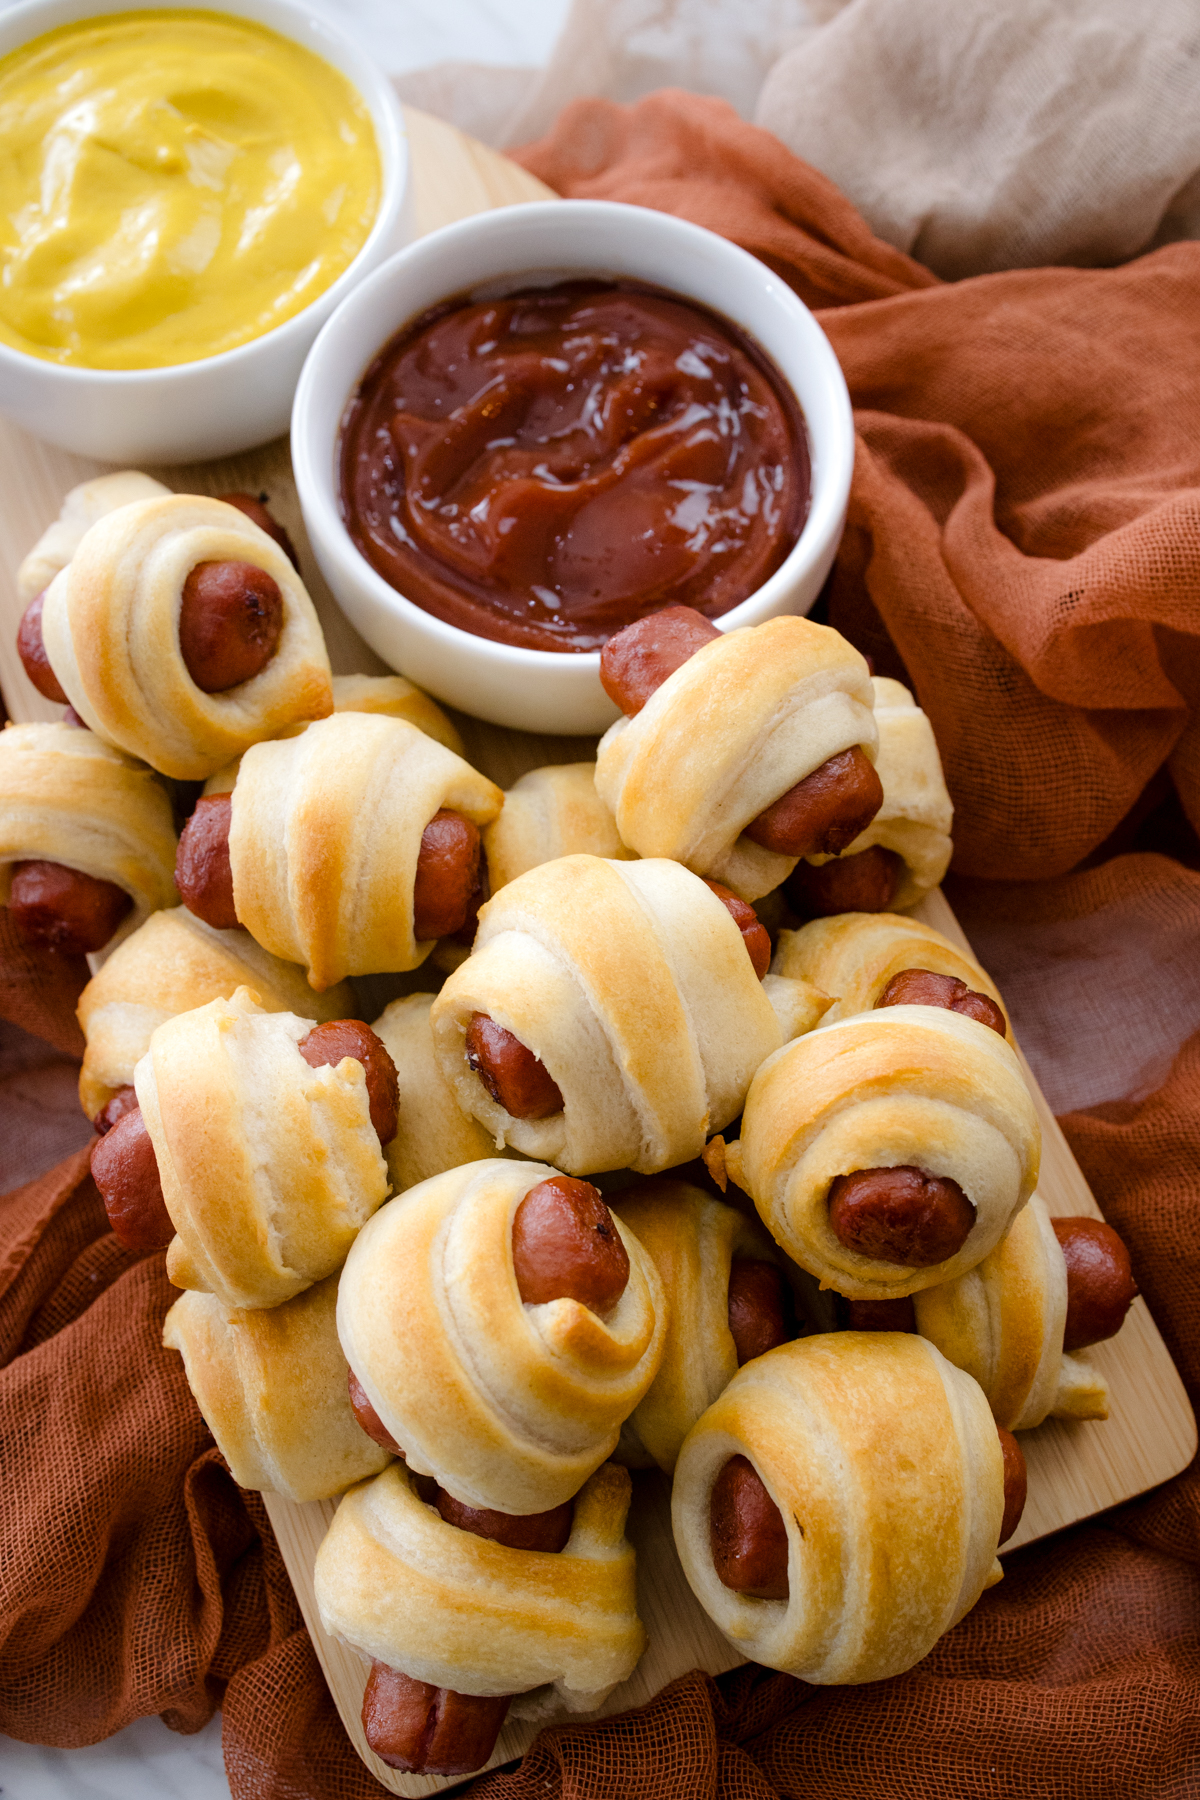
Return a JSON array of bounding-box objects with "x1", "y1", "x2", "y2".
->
[{"x1": 396, "y1": 0, "x2": 1200, "y2": 276}]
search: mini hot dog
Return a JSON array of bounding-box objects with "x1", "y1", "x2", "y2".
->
[
  {"x1": 996, "y1": 1425, "x2": 1027, "y2": 1544},
  {"x1": 712, "y1": 1416, "x2": 1026, "y2": 1570},
  {"x1": 509, "y1": 1176, "x2": 630, "y2": 1313},
  {"x1": 8, "y1": 857, "x2": 132, "y2": 955},
  {"x1": 827, "y1": 1166, "x2": 977, "y2": 1267},
  {"x1": 600, "y1": 607, "x2": 883, "y2": 861},
  {"x1": 362, "y1": 1667, "x2": 513, "y2": 1776},
  {"x1": 708, "y1": 1453, "x2": 790, "y2": 1600},
  {"x1": 16, "y1": 590, "x2": 68, "y2": 703},
  {"x1": 785, "y1": 844, "x2": 902, "y2": 917},
  {"x1": 726, "y1": 1259, "x2": 794, "y2": 1365},
  {"x1": 411, "y1": 810, "x2": 482, "y2": 943},
  {"x1": 23, "y1": 533, "x2": 291, "y2": 702},
  {"x1": 175, "y1": 795, "x2": 238, "y2": 929},
  {"x1": 1051, "y1": 1217, "x2": 1139, "y2": 1352},
  {"x1": 784, "y1": 677, "x2": 953, "y2": 915},
  {"x1": 299, "y1": 1019, "x2": 400, "y2": 1149},
  {"x1": 177, "y1": 560, "x2": 284, "y2": 693},
  {"x1": 465, "y1": 1012, "x2": 563, "y2": 1119},
  {"x1": 726, "y1": 1006, "x2": 1039, "y2": 1299},
  {"x1": 702, "y1": 881, "x2": 771, "y2": 979},
  {"x1": 348, "y1": 1368, "x2": 402, "y2": 1454},
  {"x1": 434, "y1": 857, "x2": 814, "y2": 1178},
  {"x1": 877, "y1": 968, "x2": 1006, "y2": 1036},
  {"x1": 90, "y1": 1103, "x2": 174, "y2": 1252},
  {"x1": 316, "y1": 1460, "x2": 645, "y2": 1777}
]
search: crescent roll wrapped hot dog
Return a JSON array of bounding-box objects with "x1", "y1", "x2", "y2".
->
[
  {"x1": 913, "y1": 1195, "x2": 1137, "y2": 1430},
  {"x1": 431, "y1": 854, "x2": 822, "y2": 1177},
  {"x1": 163, "y1": 1275, "x2": 391, "y2": 1502},
  {"x1": 672, "y1": 1333, "x2": 1014, "y2": 1683},
  {"x1": 369, "y1": 994, "x2": 502, "y2": 1193},
  {"x1": 0, "y1": 722, "x2": 178, "y2": 958},
  {"x1": 99, "y1": 987, "x2": 392, "y2": 1308},
  {"x1": 726, "y1": 1007, "x2": 1040, "y2": 1298},
  {"x1": 484, "y1": 763, "x2": 633, "y2": 893},
  {"x1": 786, "y1": 677, "x2": 953, "y2": 916},
  {"x1": 772, "y1": 911, "x2": 1010, "y2": 1040},
  {"x1": 337, "y1": 1160, "x2": 666, "y2": 1515},
  {"x1": 315, "y1": 1460, "x2": 645, "y2": 1772},
  {"x1": 594, "y1": 612, "x2": 880, "y2": 903},
  {"x1": 179, "y1": 712, "x2": 502, "y2": 991},
  {"x1": 38, "y1": 494, "x2": 333, "y2": 779},
  {"x1": 610, "y1": 1178, "x2": 797, "y2": 1473},
  {"x1": 77, "y1": 906, "x2": 355, "y2": 1122}
]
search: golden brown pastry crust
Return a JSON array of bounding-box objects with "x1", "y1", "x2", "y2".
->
[
  {"x1": 336, "y1": 1159, "x2": 666, "y2": 1514},
  {"x1": 610, "y1": 1179, "x2": 785, "y2": 1472},
  {"x1": 594, "y1": 617, "x2": 878, "y2": 902},
  {"x1": 139, "y1": 987, "x2": 389, "y2": 1310},
  {"x1": 39, "y1": 494, "x2": 332, "y2": 779},
  {"x1": 671, "y1": 1333, "x2": 1004, "y2": 1683},
  {"x1": 772, "y1": 911, "x2": 1012, "y2": 1040},
  {"x1": 77, "y1": 906, "x2": 355, "y2": 1118},
  {"x1": 727, "y1": 1005, "x2": 1040, "y2": 1298},
  {"x1": 229, "y1": 712, "x2": 502, "y2": 991},
  {"x1": 914, "y1": 1194, "x2": 1108, "y2": 1429},
  {"x1": 370, "y1": 993, "x2": 501, "y2": 1193},
  {"x1": 484, "y1": 762, "x2": 634, "y2": 893},
  {"x1": 801, "y1": 677, "x2": 952, "y2": 907},
  {"x1": 162, "y1": 1275, "x2": 391, "y2": 1502},
  {"x1": 17, "y1": 472, "x2": 171, "y2": 604},
  {"x1": 0, "y1": 722, "x2": 177, "y2": 949},
  {"x1": 315, "y1": 1461, "x2": 645, "y2": 1709},
  {"x1": 431, "y1": 854, "x2": 813, "y2": 1177}
]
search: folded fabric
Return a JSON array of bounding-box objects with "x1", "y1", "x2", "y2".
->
[
  {"x1": 403, "y1": 0, "x2": 1200, "y2": 279},
  {"x1": 516, "y1": 91, "x2": 1200, "y2": 882}
]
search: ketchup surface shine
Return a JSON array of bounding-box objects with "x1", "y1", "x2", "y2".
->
[{"x1": 340, "y1": 280, "x2": 810, "y2": 653}]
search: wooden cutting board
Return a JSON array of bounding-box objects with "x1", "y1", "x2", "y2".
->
[{"x1": 0, "y1": 106, "x2": 1193, "y2": 1800}]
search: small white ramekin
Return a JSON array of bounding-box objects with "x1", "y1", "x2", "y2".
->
[
  {"x1": 0, "y1": 0, "x2": 411, "y2": 463},
  {"x1": 293, "y1": 200, "x2": 854, "y2": 735}
]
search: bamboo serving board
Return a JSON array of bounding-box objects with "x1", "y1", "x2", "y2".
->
[{"x1": 0, "y1": 107, "x2": 1193, "y2": 1800}]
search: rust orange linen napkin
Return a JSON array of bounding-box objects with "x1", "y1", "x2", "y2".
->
[{"x1": 3, "y1": 92, "x2": 1200, "y2": 1800}]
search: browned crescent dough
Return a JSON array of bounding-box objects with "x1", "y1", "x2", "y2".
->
[
  {"x1": 336, "y1": 1158, "x2": 666, "y2": 1516},
  {"x1": 594, "y1": 615, "x2": 878, "y2": 902},
  {"x1": 672, "y1": 1333, "x2": 1004, "y2": 1683},
  {"x1": 315, "y1": 1461, "x2": 645, "y2": 1714}
]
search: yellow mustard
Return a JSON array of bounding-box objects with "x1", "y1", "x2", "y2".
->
[{"x1": 0, "y1": 10, "x2": 381, "y2": 368}]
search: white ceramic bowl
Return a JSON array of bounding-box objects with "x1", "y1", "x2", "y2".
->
[
  {"x1": 293, "y1": 201, "x2": 854, "y2": 735},
  {"x1": 0, "y1": 0, "x2": 410, "y2": 463}
]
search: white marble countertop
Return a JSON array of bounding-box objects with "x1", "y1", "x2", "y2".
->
[
  {"x1": 0, "y1": 1712, "x2": 228, "y2": 1799},
  {"x1": 0, "y1": 5, "x2": 565, "y2": 1792}
]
